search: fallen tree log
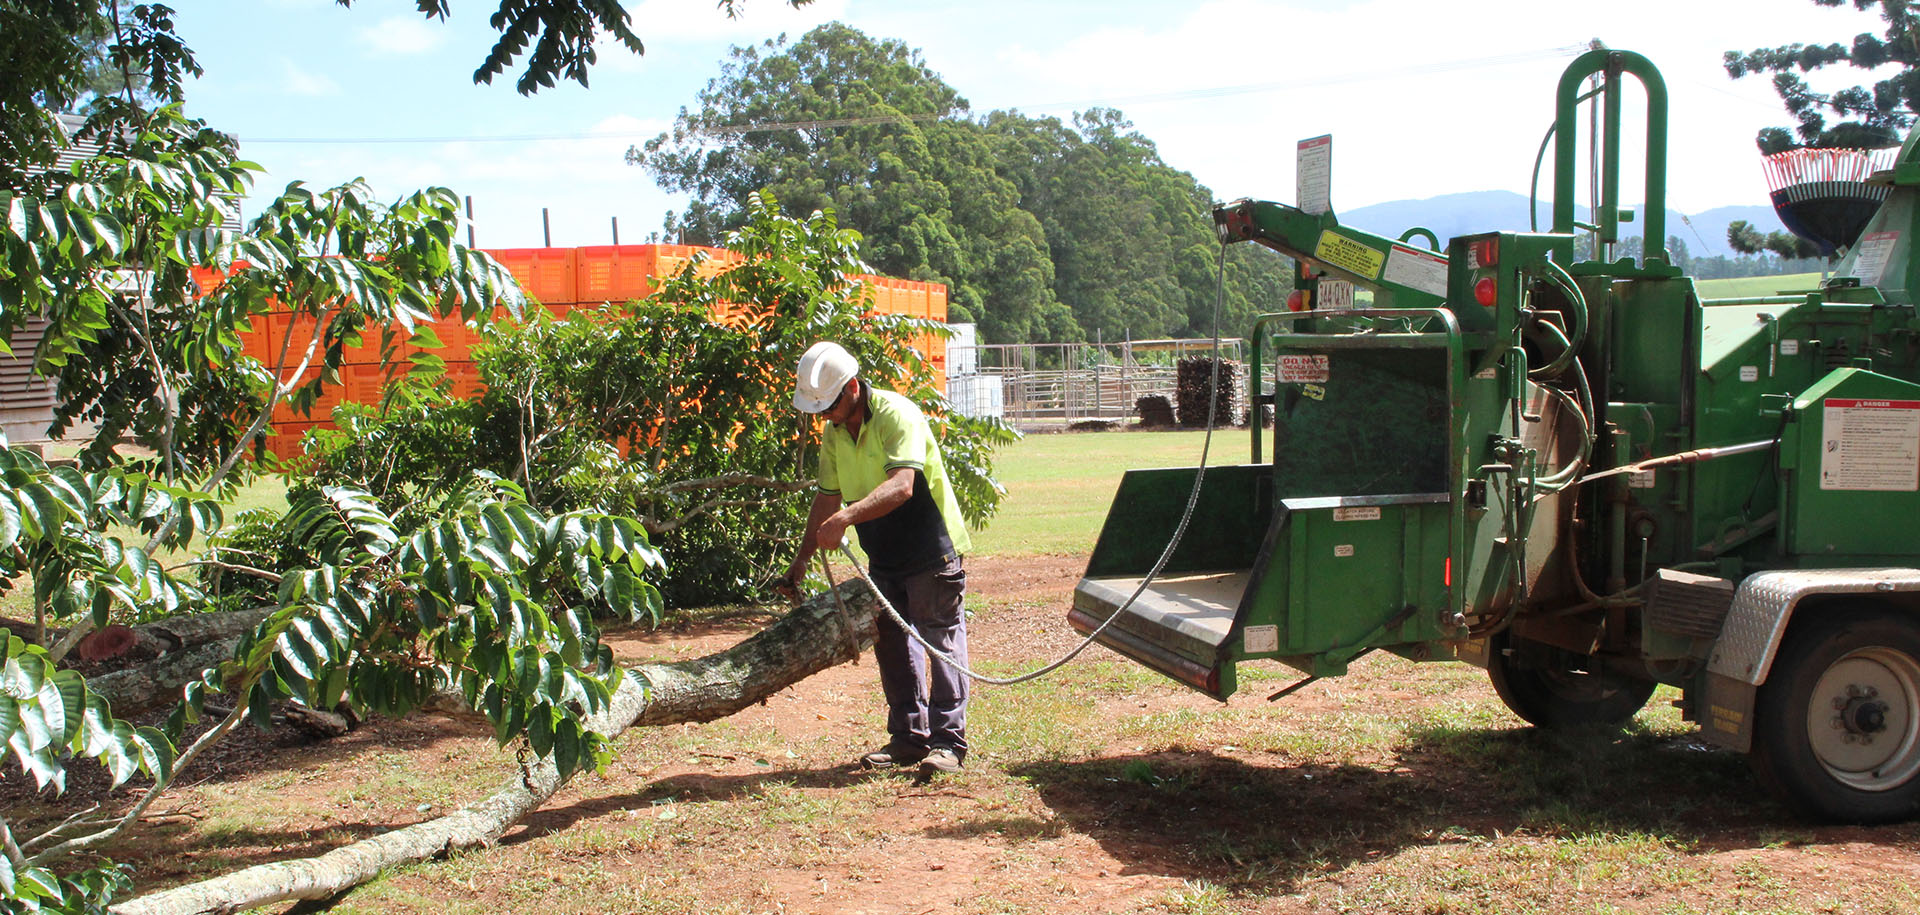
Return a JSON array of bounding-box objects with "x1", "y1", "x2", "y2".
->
[
  {"x1": 111, "y1": 581, "x2": 879, "y2": 915},
  {"x1": 77, "y1": 609, "x2": 275, "y2": 716}
]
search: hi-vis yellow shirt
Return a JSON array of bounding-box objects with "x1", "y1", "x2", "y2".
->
[{"x1": 818, "y1": 387, "x2": 972, "y2": 558}]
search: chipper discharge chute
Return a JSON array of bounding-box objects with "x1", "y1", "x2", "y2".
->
[{"x1": 1070, "y1": 48, "x2": 1920, "y2": 824}]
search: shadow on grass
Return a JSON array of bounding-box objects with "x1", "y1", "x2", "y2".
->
[
  {"x1": 1004, "y1": 723, "x2": 1912, "y2": 892},
  {"x1": 505, "y1": 763, "x2": 879, "y2": 843}
]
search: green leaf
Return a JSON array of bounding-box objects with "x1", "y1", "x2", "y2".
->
[
  {"x1": 0, "y1": 494, "x2": 17, "y2": 550},
  {"x1": 277, "y1": 626, "x2": 320, "y2": 683},
  {"x1": 50, "y1": 669, "x2": 84, "y2": 746},
  {"x1": 0, "y1": 694, "x2": 19, "y2": 742},
  {"x1": 528, "y1": 705, "x2": 554, "y2": 757},
  {"x1": 17, "y1": 866, "x2": 62, "y2": 902},
  {"x1": 6, "y1": 646, "x2": 48, "y2": 702},
  {"x1": 135, "y1": 726, "x2": 174, "y2": 781},
  {"x1": 553, "y1": 719, "x2": 581, "y2": 779}
]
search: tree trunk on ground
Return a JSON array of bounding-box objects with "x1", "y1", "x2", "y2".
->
[
  {"x1": 85, "y1": 609, "x2": 274, "y2": 715},
  {"x1": 111, "y1": 582, "x2": 879, "y2": 915}
]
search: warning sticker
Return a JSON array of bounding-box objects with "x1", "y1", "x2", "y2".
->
[
  {"x1": 1297, "y1": 135, "x2": 1332, "y2": 216},
  {"x1": 1314, "y1": 231, "x2": 1385, "y2": 280},
  {"x1": 1820, "y1": 398, "x2": 1920, "y2": 491},
  {"x1": 1278, "y1": 354, "x2": 1330, "y2": 383},
  {"x1": 1780, "y1": 339, "x2": 1800, "y2": 356},
  {"x1": 1243, "y1": 624, "x2": 1279, "y2": 654},
  {"x1": 1854, "y1": 231, "x2": 1899, "y2": 286},
  {"x1": 1333, "y1": 544, "x2": 1355, "y2": 558},
  {"x1": 1383, "y1": 244, "x2": 1449, "y2": 297},
  {"x1": 1333, "y1": 506, "x2": 1382, "y2": 521},
  {"x1": 1739, "y1": 365, "x2": 1759, "y2": 382}
]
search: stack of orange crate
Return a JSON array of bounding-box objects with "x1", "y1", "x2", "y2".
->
[
  {"x1": 858, "y1": 274, "x2": 949, "y2": 392},
  {"x1": 214, "y1": 245, "x2": 948, "y2": 458}
]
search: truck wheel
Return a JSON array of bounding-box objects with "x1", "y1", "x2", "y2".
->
[
  {"x1": 1751, "y1": 607, "x2": 1920, "y2": 823},
  {"x1": 1487, "y1": 632, "x2": 1655, "y2": 730}
]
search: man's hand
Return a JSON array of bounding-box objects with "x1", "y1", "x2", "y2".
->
[
  {"x1": 816, "y1": 512, "x2": 852, "y2": 553},
  {"x1": 772, "y1": 566, "x2": 805, "y2": 605}
]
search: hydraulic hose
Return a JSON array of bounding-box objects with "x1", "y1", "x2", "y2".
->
[{"x1": 1529, "y1": 258, "x2": 1589, "y2": 380}]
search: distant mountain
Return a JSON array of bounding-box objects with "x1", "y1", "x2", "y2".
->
[{"x1": 1337, "y1": 190, "x2": 1785, "y2": 258}]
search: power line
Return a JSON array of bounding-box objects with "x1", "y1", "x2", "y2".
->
[{"x1": 240, "y1": 44, "x2": 1589, "y2": 145}]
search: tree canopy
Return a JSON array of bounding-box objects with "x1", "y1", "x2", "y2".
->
[
  {"x1": 631, "y1": 23, "x2": 1293, "y2": 345},
  {"x1": 1725, "y1": 0, "x2": 1920, "y2": 152},
  {"x1": 0, "y1": 4, "x2": 1016, "y2": 912}
]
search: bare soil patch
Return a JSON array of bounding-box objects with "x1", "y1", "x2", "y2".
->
[{"x1": 17, "y1": 552, "x2": 1920, "y2": 914}]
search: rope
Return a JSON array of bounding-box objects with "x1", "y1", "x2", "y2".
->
[
  {"x1": 817, "y1": 243, "x2": 1234, "y2": 686},
  {"x1": 818, "y1": 553, "x2": 862, "y2": 664}
]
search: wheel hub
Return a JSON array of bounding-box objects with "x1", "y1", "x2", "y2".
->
[
  {"x1": 1808, "y1": 649, "x2": 1920, "y2": 789},
  {"x1": 1834, "y1": 685, "x2": 1890, "y2": 743}
]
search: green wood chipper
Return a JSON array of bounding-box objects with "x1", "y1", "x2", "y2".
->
[{"x1": 1069, "y1": 48, "x2": 1920, "y2": 823}]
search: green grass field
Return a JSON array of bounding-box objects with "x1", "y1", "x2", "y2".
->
[
  {"x1": 969, "y1": 428, "x2": 1224, "y2": 557},
  {"x1": 1693, "y1": 271, "x2": 1824, "y2": 298}
]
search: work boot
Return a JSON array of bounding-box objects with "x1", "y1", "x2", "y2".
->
[
  {"x1": 859, "y1": 741, "x2": 927, "y2": 769},
  {"x1": 919, "y1": 747, "x2": 963, "y2": 777}
]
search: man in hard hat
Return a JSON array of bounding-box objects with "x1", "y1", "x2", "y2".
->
[{"x1": 779, "y1": 341, "x2": 972, "y2": 778}]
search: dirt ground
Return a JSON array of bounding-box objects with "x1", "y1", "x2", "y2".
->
[{"x1": 12, "y1": 553, "x2": 1920, "y2": 914}]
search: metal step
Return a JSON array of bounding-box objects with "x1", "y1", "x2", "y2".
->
[{"x1": 1069, "y1": 571, "x2": 1248, "y2": 698}]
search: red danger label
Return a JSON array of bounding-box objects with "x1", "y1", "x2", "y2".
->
[
  {"x1": 1278, "y1": 354, "x2": 1329, "y2": 383},
  {"x1": 1826, "y1": 399, "x2": 1920, "y2": 409},
  {"x1": 1821, "y1": 398, "x2": 1920, "y2": 491}
]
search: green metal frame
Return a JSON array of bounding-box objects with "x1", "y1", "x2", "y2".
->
[
  {"x1": 1247, "y1": 306, "x2": 1471, "y2": 628},
  {"x1": 1551, "y1": 48, "x2": 1671, "y2": 271}
]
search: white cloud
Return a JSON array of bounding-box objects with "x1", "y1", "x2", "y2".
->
[
  {"x1": 357, "y1": 15, "x2": 448, "y2": 56},
  {"x1": 282, "y1": 60, "x2": 339, "y2": 97}
]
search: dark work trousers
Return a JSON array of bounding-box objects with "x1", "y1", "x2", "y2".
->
[{"x1": 870, "y1": 553, "x2": 968, "y2": 759}]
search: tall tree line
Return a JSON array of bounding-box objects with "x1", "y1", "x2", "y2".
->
[{"x1": 630, "y1": 23, "x2": 1292, "y2": 345}]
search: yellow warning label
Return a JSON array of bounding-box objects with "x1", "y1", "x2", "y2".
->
[{"x1": 1314, "y1": 231, "x2": 1385, "y2": 280}]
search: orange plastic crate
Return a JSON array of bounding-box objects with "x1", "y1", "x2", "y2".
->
[
  {"x1": 419, "y1": 315, "x2": 483, "y2": 360},
  {"x1": 444, "y1": 361, "x2": 485, "y2": 399},
  {"x1": 486, "y1": 247, "x2": 577, "y2": 305},
  {"x1": 575, "y1": 245, "x2": 664, "y2": 303},
  {"x1": 264, "y1": 312, "x2": 322, "y2": 358},
  {"x1": 339, "y1": 363, "x2": 399, "y2": 407}
]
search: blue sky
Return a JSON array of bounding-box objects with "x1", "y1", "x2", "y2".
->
[{"x1": 175, "y1": 0, "x2": 1890, "y2": 252}]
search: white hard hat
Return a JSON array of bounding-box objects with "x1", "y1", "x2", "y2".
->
[{"x1": 794, "y1": 341, "x2": 859, "y2": 413}]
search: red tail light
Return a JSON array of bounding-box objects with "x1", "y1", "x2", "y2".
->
[
  {"x1": 1474, "y1": 277, "x2": 1497, "y2": 307},
  {"x1": 1470, "y1": 238, "x2": 1499, "y2": 267},
  {"x1": 1287, "y1": 290, "x2": 1308, "y2": 312}
]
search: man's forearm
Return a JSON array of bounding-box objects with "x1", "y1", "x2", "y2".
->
[{"x1": 837, "y1": 469, "x2": 914, "y2": 525}]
